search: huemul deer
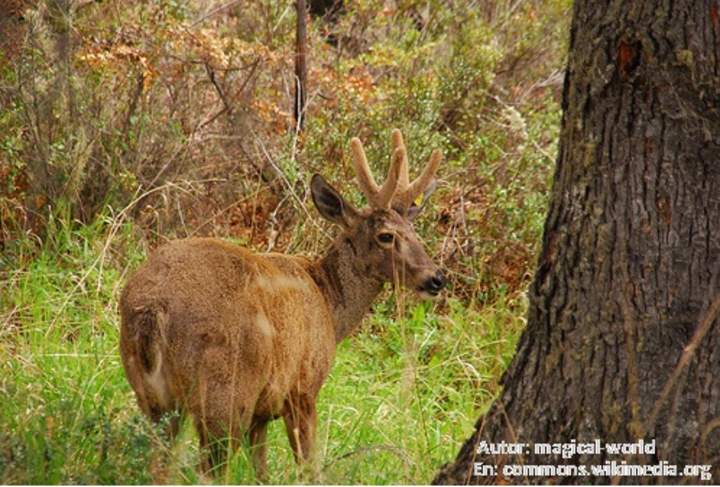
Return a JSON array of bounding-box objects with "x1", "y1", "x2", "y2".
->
[{"x1": 119, "y1": 129, "x2": 446, "y2": 477}]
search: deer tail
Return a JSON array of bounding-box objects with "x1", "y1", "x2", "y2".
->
[{"x1": 120, "y1": 305, "x2": 172, "y2": 421}]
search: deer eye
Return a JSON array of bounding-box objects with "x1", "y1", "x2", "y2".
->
[{"x1": 376, "y1": 232, "x2": 394, "y2": 244}]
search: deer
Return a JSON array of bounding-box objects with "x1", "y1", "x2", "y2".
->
[{"x1": 118, "y1": 129, "x2": 446, "y2": 478}]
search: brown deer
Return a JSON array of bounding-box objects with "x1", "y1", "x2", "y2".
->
[{"x1": 119, "y1": 129, "x2": 446, "y2": 477}]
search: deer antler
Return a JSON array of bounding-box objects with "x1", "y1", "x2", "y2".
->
[{"x1": 350, "y1": 129, "x2": 442, "y2": 211}]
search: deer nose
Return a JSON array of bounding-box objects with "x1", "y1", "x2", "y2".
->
[{"x1": 422, "y1": 270, "x2": 446, "y2": 295}]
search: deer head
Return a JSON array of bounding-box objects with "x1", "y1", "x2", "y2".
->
[{"x1": 310, "y1": 129, "x2": 446, "y2": 299}]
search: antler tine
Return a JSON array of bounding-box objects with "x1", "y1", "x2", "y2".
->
[
  {"x1": 350, "y1": 131, "x2": 441, "y2": 210},
  {"x1": 350, "y1": 137, "x2": 380, "y2": 204},
  {"x1": 390, "y1": 128, "x2": 410, "y2": 189},
  {"x1": 375, "y1": 146, "x2": 404, "y2": 208},
  {"x1": 398, "y1": 148, "x2": 443, "y2": 209}
]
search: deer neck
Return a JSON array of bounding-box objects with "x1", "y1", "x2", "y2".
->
[{"x1": 310, "y1": 235, "x2": 384, "y2": 343}]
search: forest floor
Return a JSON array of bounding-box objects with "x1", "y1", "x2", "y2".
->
[{"x1": 1, "y1": 0, "x2": 569, "y2": 483}]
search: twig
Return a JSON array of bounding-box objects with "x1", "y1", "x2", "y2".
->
[
  {"x1": 205, "y1": 63, "x2": 232, "y2": 114},
  {"x1": 250, "y1": 129, "x2": 331, "y2": 240},
  {"x1": 323, "y1": 444, "x2": 412, "y2": 471},
  {"x1": 647, "y1": 293, "x2": 720, "y2": 428},
  {"x1": 189, "y1": 0, "x2": 243, "y2": 28}
]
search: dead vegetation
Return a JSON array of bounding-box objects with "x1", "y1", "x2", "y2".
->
[{"x1": 1, "y1": 0, "x2": 570, "y2": 303}]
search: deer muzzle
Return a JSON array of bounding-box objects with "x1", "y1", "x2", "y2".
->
[{"x1": 418, "y1": 269, "x2": 446, "y2": 297}]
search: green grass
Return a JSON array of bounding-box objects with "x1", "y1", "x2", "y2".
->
[{"x1": 0, "y1": 220, "x2": 526, "y2": 484}]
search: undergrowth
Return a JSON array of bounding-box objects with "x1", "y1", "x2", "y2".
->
[{"x1": 0, "y1": 219, "x2": 526, "y2": 484}]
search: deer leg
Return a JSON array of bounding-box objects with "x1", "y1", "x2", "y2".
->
[
  {"x1": 148, "y1": 409, "x2": 183, "y2": 483},
  {"x1": 164, "y1": 411, "x2": 183, "y2": 441},
  {"x1": 194, "y1": 396, "x2": 250, "y2": 476},
  {"x1": 282, "y1": 396, "x2": 317, "y2": 466},
  {"x1": 196, "y1": 415, "x2": 247, "y2": 476},
  {"x1": 196, "y1": 417, "x2": 225, "y2": 475},
  {"x1": 248, "y1": 418, "x2": 269, "y2": 481},
  {"x1": 192, "y1": 355, "x2": 261, "y2": 476}
]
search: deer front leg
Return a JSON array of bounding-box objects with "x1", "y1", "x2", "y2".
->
[
  {"x1": 248, "y1": 418, "x2": 269, "y2": 481},
  {"x1": 282, "y1": 395, "x2": 317, "y2": 467}
]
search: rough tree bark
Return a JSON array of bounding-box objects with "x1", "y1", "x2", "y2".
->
[{"x1": 435, "y1": 0, "x2": 720, "y2": 484}]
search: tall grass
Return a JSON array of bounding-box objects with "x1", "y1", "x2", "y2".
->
[{"x1": 0, "y1": 216, "x2": 526, "y2": 484}]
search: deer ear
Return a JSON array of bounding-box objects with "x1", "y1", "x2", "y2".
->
[
  {"x1": 405, "y1": 179, "x2": 438, "y2": 220},
  {"x1": 310, "y1": 174, "x2": 359, "y2": 229}
]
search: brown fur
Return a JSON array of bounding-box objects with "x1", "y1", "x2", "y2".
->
[{"x1": 119, "y1": 136, "x2": 443, "y2": 477}]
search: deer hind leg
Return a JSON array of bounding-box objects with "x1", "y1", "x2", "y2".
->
[
  {"x1": 195, "y1": 416, "x2": 234, "y2": 475},
  {"x1": 191, "y1": 333, "x2": 269, "y2": 476},
  {"x1": 196, "y1": 403, "x2": 259, "y2": 475},
  {"x1": 248, "y1": 417, "x2": 269, "y2": 481},
  {"x1": 165, "y1": 411, "x2": 183, "y2": 439},
  {"x1": 282, "y1": 395, "x2": 318, "y2": 469},
  {"x1": 192, "y1": 380, "x2": 257, "y2": 475}
]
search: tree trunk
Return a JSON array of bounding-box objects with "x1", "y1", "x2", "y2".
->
[
  {"x1": 294, "y1": 0, "x2": 308, "y2": 131},
  {"x1": 435, "y1": 0, "x2": 720, "y2": 484}
]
